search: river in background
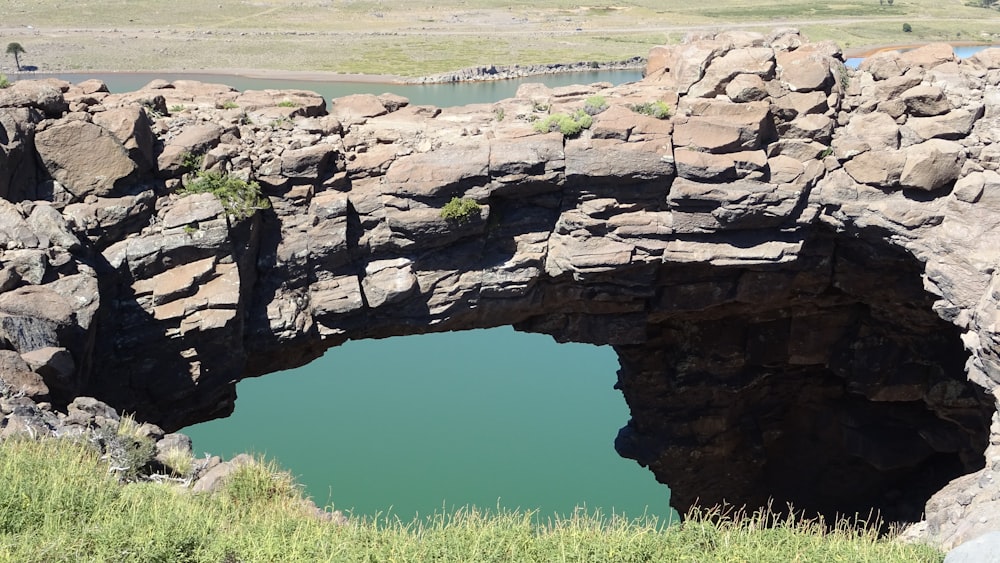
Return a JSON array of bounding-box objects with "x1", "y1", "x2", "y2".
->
[
  {"x1": 844, "y1": 44, "x2": 996, "y2": 68},
  {"x1": 33, "y1": 69, "x2": 643, "y2": 108},
  {"x1": 42, "y1": 68, "x2": 672, "y2": 522}
]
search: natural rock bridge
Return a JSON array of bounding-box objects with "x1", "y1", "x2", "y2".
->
[{"x1": 2, "y1": 30, "x2": 1000, "y2": 547}]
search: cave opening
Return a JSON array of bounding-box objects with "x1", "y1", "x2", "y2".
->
[
  {"x1": 185, "y1": 326, "x2": 674, "y2": 521},
  {"x1": 611, "y1": 225, "x2": 994, "y2": 524}
]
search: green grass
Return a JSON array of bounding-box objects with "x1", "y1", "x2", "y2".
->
[
  {"x1": 5, "y1": 0, "x2": 1000, "y2": 75},
  {"x1": 0, "y1": 438, "x2": 944, "y2": 562}
]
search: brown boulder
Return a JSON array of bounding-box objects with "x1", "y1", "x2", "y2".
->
[
  {"x1": 92, "y1": 106, "x2": 156, "y2": 172},
  {"x1": 688, "y1": 48, "x2": 775, "y2": 98},
  {"x1": 776, "y1": 48, "x2": 832, "y2": 93},
  {"x1": 651, "y1": 39, "x2": 732, "y2": 94},
  {"x1": 385, "y1": 144, "x2": 489, "y2": 198},
  {"x1": 0, "y1": 81, "x2": 68, "y2": 117},
  {"x1": 726, "y1": 74, "x2": 769, "y2": 103},
  {"x1": 833, "y1": 111, "x2": 899, "y2": 157},
  {"x1": 34, "y1": 120, "x2": 137, "y2": 200},
  {"x1": 900, "y1": 43, "x2": 956, "y2": 71},
  {"x1": 329, "y1": 94, "x2": 388, "y2": 125},
  {"x1": 899, "y1": 139, "x2": 965, "y2": 191},
  {"x1": 0, "y1": 349, "x2": 49, "y2": 400},
  {"x1": 674, "y1": 103, "x2": 773, "y2": 153},
  {"x1": 900, "y1": 84, "x2": 951, "y2": 117},
  {"x1": 157, "y1": 124, "x2": 225, "y2": 177},
  {"x1": 565, "y1": 138, "x2": 674, "y2": 182},
  {"x1": 902, "y1": 107, "x2": 981, "y2": 143},
  {"x1": 778, "y1": 114, "x2": 834, "y2": 144},
  {"x1": 859, "y1": 51, "x2": 907, "y2": 81},
  {"x1": 844, "y1": 150, "x2": 905, "y2": 186}
]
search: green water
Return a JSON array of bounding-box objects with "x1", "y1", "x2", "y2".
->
[
  {"x1": 35, "y1": 70, "x2": 643, "y2": 107},
  {"x1": 187, "y1": 328, "x2": 673, "y2": 521}
]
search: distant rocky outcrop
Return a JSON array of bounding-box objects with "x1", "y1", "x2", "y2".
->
[
  {"x1": 2, "y1": 29, "x2": 1000, "y2": 550},
  {"x1": 407, "y1": 56, "x2": 645, "y2": 84}
]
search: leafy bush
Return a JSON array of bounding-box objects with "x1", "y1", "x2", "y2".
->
[
  {"x1": 92, "y1": 424, "x2": 156, "y2": 481},
  {"x1": 219, "y1": 100, "x2": 239, "y2": 109},
  {"x1": 532, "y1": 110, "x2": 594, "y2": 137},
  {"x1": 179, "y1": 171, "x2": 271, "y2": 220},
  {"x1": 0, "y1": 75, "x2": 10, "y2": 89},
  {"x1": 277, "y1": 100, "x2": 298, "y2": 108},
  {"x1": 180, "y1": 150, "x2": 204, "y2": 172},
  {"x1": 630, "y1": 100, "x2": 672, "y2": 119},
  {"x1": 440, "y1": 197, "x2": 482, "y2": 223},
  {"x1": 169, "y1": 104, "x2": 186, "y2": 113},
  {"x1": 902, "y1": 22, "x2": 913, "y2": 32},
  {"x1": 583, "y1": 95, "x2": 608, "y2": 115}
]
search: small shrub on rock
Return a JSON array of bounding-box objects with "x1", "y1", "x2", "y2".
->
[
  {"x1": 583, "y1": 95, "x2": 608, "y2": 115},
  {"x1": 93, "y1": 424, "x2": 156, "y2": 481},
  {"x1": 532, "y1": 110, "x2": 593, "y2": 137},
  {"x1": 161, "y1": 446, "x2": 195, "y2": 478},
  {"x1": 180, "y1": 171, "x2": 271, "y2": 220},
  {"x1": 440, "y1": 197, "x2": 482, "y2": 223},
  {"x1": 630, "y1": 100, "x2": 672, "y2": 119},
  {"x1": 222, "y1": 458, "x2": 299, "y2": 507},
  {"x1": 0, "y1": 75, "x2": 10, "y2": 89}
]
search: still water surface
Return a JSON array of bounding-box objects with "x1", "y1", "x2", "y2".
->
[
  {"x1": 189, "y1": 328, "x2": 673, "y2": 521},
  {"x1": 38, "y1": 70, "x2": 643, "y2": 108},
  {"x1": 52, "y1": 68, "x2": 673, "y2": 521}
]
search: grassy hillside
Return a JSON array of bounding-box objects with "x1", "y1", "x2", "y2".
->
[
  {"x1": 0, "y1": 438, "x2": 943, "y2": 562},
  {"x1": 1, "y1": 0, "x2": 999, "y2": 75}
]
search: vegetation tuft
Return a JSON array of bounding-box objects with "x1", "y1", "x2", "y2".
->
[
  {"x1": 0, "y1": 75, "x2": 10, "y2": 89},
  {"x1": 440, "y1": 196, "x2": 482, "y2": 223},
  {"x1": 179, "y1": 150, "x2": 204, "y2": 172},
  {"x1": 532, "y1": 110, "x2": 594, "y2": 137},
  {"x1": 630, "y1": 100, "x2": 672, "y2": 119},
  {"x1": 583, "y1": 95, "x2": 608, "y2": 115},
  {"x1": 179, "y1": 170, "x2": 271, "y2": 220}
]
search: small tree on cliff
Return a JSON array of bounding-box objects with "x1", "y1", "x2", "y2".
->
[{"x1": 5, "y1": 43, "x2": 25, "y2": 72}]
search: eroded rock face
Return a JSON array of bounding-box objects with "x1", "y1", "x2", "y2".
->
[{"x1": 2, "y1": 31, "x2": 1000, "y2": 549}]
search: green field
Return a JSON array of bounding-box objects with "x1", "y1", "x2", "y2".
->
[{"x1": 1, "y1": 0, "x2": 999, "y2": 75}]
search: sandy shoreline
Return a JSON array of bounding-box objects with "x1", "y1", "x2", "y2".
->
[
  {"x1": 15, "y1": 67, "x2": 409, "y2": 85},
  {"x1": 842, "y1": 40, "x2": 996, "y2": 59}
]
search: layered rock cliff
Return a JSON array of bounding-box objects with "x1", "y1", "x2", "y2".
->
[{"x1": 2, "y1": 29, "x2": 1000, "y2": 548}]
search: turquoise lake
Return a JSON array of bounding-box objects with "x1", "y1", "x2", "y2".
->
[
  {"x1": 44, "y1": 68, "x2": 678, "y2": 522},
  {"x1": 187, "y1": 328, "x2": 674, "y2": 522}
]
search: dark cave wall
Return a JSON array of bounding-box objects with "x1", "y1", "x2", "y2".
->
[{"x1": 611, "y1": 228, "x2": 993, "y2": 522}]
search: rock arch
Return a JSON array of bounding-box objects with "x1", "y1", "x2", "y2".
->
[{"x1": 2, "y1": 31, "x2": 1000, "y2": 547}]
